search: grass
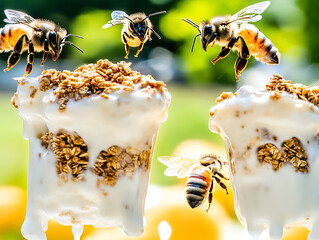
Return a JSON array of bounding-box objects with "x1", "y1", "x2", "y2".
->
[{"x1": 0, "y1": 84, "x2": 234, "y2": 188}]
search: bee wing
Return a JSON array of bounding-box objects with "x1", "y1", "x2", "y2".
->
[
  {"x1": 111, "y1": 11, "x2": 129, "y2": 20},
  {"x1": 102, "y1": 10, "x2": 128, "y2": 29},
  {"x1": 158, "y1": 156, "x2": 199, "y2": 179},
  {"x1": 4, "y1": 9, "x2": 35, "y2": 24},
  {"x1": 227, "y1": 1, "x2": 270, "y2": 24}
]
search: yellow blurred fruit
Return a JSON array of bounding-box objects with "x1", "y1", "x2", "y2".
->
[
  {"x1": 46, "y1": 220, "x2": 74, "y2": 240},
  {"x1": 0, "y1": 186, "x2": 26, "y2": 232},
  {"x1": 46, "y1": 220, "x2": 94, "y2": 240},
  {"x1": 281, "y1": 225, "x2": 309, "y2": 240},
  {"x1": 172, "y1": 139, "x2": 237, "y2": 218},
  {"x1": 148, "y1": 186, "x2": 227, "y2": 240},
  {"x1": 83, "y1": 227, "x2": 128, "y2": 240},
  {"x1": 146, "y1": 195, "x2": 221, "y2": 239},
  {"x1": 84, "y1": 186, "x2": 228, "y2": 240},
  {"x1": 0, "y1": 186, "x2": 95, "y2": 239}
]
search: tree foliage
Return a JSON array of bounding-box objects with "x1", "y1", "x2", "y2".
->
[{"x1": 0, "y1": 0, "x2": 315, "y2": 84}]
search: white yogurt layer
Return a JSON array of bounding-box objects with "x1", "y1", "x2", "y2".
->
[
  {"x1": 209, "y1": 85, "x2": 319, "y2": 240},
  {"x1": 15, "y1": 75, "x2": 171, "y2": 240}
]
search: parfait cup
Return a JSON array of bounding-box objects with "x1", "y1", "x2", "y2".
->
[{"x1": 12, "y1": 59, "x2": 171, "y2": 240}]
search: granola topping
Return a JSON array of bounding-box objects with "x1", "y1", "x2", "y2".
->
[
  {"x1": 35, "y1": 59, "x2": 167, "y2": 111},
  {"x1": 266, "y1": 74, "x2": 319, "y2": 107},
  {"x1": 215, "y1": 74, "x2": 319, "y2": 108}
]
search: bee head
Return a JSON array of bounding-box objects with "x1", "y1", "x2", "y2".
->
[
  {"x1": 182, "y1": 18, "x2": 217, "y2": 52},
  {"x1": 127, "y1": 11, "x2": 166, "y2": 42},
  {"x1": 46, "y1": 26, "x2": 83, "y2": 61},
  {"x1": 47, "y1": 30, "x2": 62, "y2": 61},
  {"x1": 199, "y1": 154, "x2": 219, "y2": 166},
  {"x1": 131, "y1": 21, "x2": 147, "y2": 42},
  {"x1": 199, "y1": 21, "x2": 217, "y2": 52}
]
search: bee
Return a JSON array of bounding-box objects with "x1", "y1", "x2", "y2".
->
[
  {"x1": 0, "y1": 9, "x2": 84, "y2": 76},
  {"x1": 158, "y1": 154, "x2": 229, "y2": 212},
  {"x1": 182, "y1": 1, "x2": 279, "y2": 81},
  {"x1": 102, "y1": 10, "x2": 166, "y2": 59}
]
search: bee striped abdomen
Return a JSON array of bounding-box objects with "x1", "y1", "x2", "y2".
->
[
  {"x1": 121, "y1": 27, "x2": 141, "y2": 47},
  {"x1": 0, "y1": 27, "x2": 9, "y2": 51},
  {"x1": 185, "y1": 166, "x2": 211, "y2": 208},
  {"x1": 0, "y1": 24, "x2": 30, "y2": 51},
  {"x1": 238, "y1": 24, "x2": 279, "y2": 65}
]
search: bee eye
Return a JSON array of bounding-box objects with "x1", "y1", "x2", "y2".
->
[
  {"x1": 204, "y1": 25, "x2": 212, "y2": 35},
  {"x1": 48, "y1": 31, "x2": 57, "y2": 46}
]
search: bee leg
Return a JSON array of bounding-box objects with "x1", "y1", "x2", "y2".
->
[
  {"x1": 123, "y1": 35, "x2": 130, "y2": 59},
  {"x1": 216, "y1": 172, "x2": 229, "y2": 181},
  {"x1": 24, "y1": 42, "x2": 34, "y2": 76},
  {"x1": 134, "y1": 42, "x2": 145, "y2": 58},
  {"x1": 124, "y1": 44, "x2": 130, "y2": 59},
  {"x1": 235, "y1": 57, "x2": 248, "y2": 81},
  {"x1": 148, "y1": 31, "x2": 153, "y2": 41},
  {"x1": 212, "y1": 37, "x2": 237, "y2": 65},
  {"x1": 4, "y1": 34, "x2": 29, "y2": 72},
  {"x1": 214, "y1": 176, "x2": 229, "y2": 195},
  {"x1": 234, "y1": 36, "x2": 250, "y2": 81},
  {"x1": 206, "y1": 180, "x2": 214, "y2": 213},
  {"x1": 41, "y1": 39, "x2": 49, "y2": 66}
]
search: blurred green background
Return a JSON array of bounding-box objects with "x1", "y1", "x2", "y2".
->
[{"x1": 0, "y1": 0, "x2": 317, "y2": 239}]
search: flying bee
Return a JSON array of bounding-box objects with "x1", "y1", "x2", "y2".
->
[
  {"x1": 182, "y1": 1, "x2": 279, "y2": 81},
  {"x1": 103, "y1": 10, "x2": 166, "y2": 59},
  {"x1": 158, "y1": 154, "x2": 229, "y2": 212},
  {"x1": 0, "y1": 9, "x2": 84, "y2": 76}
]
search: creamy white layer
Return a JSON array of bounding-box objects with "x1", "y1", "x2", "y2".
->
[
  {"x1": 209, "y1": 85, "x2": 319, "y2": 240},
  {"x1": 15, "y1": 76, "x2": 171, "y2": 240}
]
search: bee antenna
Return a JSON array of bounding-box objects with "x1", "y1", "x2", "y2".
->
[
  {"x1": 61, "y1": 41, "x2": 84, "y2": 53},
  {"x1": 63, "y1": 34, "x2": 84, "y2": 41},
  {"x1": 146, "y1": 26, "x2": 161, "y2": 39},
  {"x1": 142, "y1": 11, "x2": 166, "y2": 22},
  {"x1": 182, "y1": 18, "x2": 200, "y2": 32},
  {"x1": 191, "y1": 33, "x2": 200, "y2": 52}
]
